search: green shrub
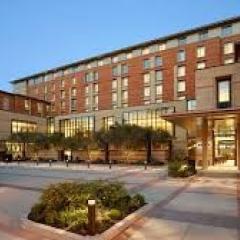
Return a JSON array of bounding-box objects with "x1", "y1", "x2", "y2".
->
[
  {"x1": 108, "y1": 209, "x2": 122, "y2": 220},
  {"x1": 28, "y1": 181, "x2": 146, "y2": 235},
  {"x1": 168, "y1": 161, "x2": 191, "y2": 177}
]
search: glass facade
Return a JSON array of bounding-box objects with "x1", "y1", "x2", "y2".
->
[
  {"x1": 11, "y1": 120, "x2": 37, "y2": 133},
  {"x1": 103, "y1": 116, "x2": 115, "y2": 130},
  {"x1": 123, "y1": 109, "x2": 174, "y2": 135},
  {"x1": 59, "y1": 116, "x2": 95, "y2": 137}
]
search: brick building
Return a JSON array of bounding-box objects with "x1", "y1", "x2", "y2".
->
[{"x1": 9, "y1": 16, "x2": 240, "y2": 168}]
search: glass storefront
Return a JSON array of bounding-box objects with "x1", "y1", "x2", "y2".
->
[
  {"x1": 11, "y1": 120, "x2": 37, "y2": 133},
  {"x1": 123, "y1": 109, "x2": 174, "y2": 135},
  {"x1": 59, "y1": 116, "x2": 95, "y2": 137}
]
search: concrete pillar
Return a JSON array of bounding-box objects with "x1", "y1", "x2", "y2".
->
[
  {"x1": 202, "y1": 117, "x2": 208, "y2": 170},
  {"x1": 236, "y1": 116, "x2": 240, "y2": 170}
]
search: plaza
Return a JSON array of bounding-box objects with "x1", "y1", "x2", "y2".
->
[{"x1": 0, "y1": 164, "x2": 239, "y2": 239}]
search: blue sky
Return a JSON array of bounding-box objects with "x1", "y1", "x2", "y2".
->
[{"x1": 1, "y1": 0, "x2": 239, "y2": 91}]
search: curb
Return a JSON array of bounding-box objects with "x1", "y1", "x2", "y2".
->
[{"x1": 21, "y1": 203, "x2": 154, "y2": 240}]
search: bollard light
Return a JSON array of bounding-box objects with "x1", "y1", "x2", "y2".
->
[
  {"x1": 36, "y1": 159, "x2": 39, "y2": 166},
  {"x1": 144, "y1": 160, "x2": 147, "y2": 170},
  {"x1": 88, "y1": 199, "x2": 96, "y2": 235},
  {"x1": 66, "y1": 159, "x2": 69, "y2": 167},
  {"x1": 49, "y1": 159, "x2": 52, "y2": 167},
  {"x1": 109, "y1": 160, "x2": 112, "y2": 169},
  {"x1": 87, "y1": 160, "x2": 90, "y2": 169}
]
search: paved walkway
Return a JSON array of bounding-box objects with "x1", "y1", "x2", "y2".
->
[
  {"x1": 0, "y1": 165, "x2": 239, "y2": 239},
  {"x1": 115, "y1": 169, "x2": 240, "y2": 240}
]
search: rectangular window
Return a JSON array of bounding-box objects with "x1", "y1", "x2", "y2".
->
[
  {"x1": 112, "y1": 66, "x2": 118, "y2": 76},
  {"x1": 159, "y1": 43, "x2": 166, "y2": 51},
  {"x1": 122, "y1": 77, "x2": 128, "y2": 88},
  {"x1": 144, "y1": 87, "x2": 150, "y2": 97},
  {"x1": 197, "y1": 46, "x2": 206, "y2": 58},
  {"x1": 224, "y1": 42, "x2": 234, "y2": 55},
  {"x1": 187, "y1": 100, "x2": 197, "y2": 111},
  {"x1": 178, "y1": 37, "x2": 186, "y2": 46},
  {"x1": 85, "y1": 97, "x2": 89, "y2": 106},
  {"x1": 221, "y1": 25, "x2": 232, "y2": 37},
  {"x1": 72, "y1": 78, "x2": 76, "y2": 85},
  {"x1": 155, "y1": 56, "x2": 163, "y2": 67},
  {"x1": 24, "y1": 99, "x2": 30, "y2": 111},
  {"x1": 71, "y1": 88, "x2": 76, "y2": 97},
  {"x1": 156, "y1": 70, "x2": 163, "y2": 81},
  {"x1": 197, "y1": 62, "x2": 206, "y2": 70},
  {"x1": 71, "y1": 99, "x2": 77, "y2": 111},
  {"x1": 143, "y1": 59, "x2": 151, "y2": 69},
  {"x1": 112, "y1": 92, "x2": 117, "y2": 103},
  {"x1": 177, "y1": 80, "x2": 186, "y2": 92},
  {"x1": 61, "y1": 90, "x2": 65, "y2": 99},
  {"x1": 94, "y1": 95, "x2": 98, "y2": 105},
  {"x1": 177, "y1": 50, "x2": 186, "y2": 62},
  {"x1": 122, "y1": 90, "x2": 128, "y2": 101},
  {"x1": 112, "y1": 79, "x2": 117, "y2": 90},
  {"x1": 103, "y1": 116, "x2": 115, "y2": 130},
  {"x1": 61, "y1": 79, "x2": 65, "y2": 88},
  {"x1": 199, "y1": 31, "x2": 208, "y2": 41},
  {"x1": 177, "y1": 66, "x2": 186, "y2": 77},
  {"x1": 93, "y1": 83, "x2": 98, "y2": 93},
  {"x1": 217, "y1": 78, "x2": 231, "y2": 108},
  {"x1": 61, "y1": 101, "x2": 66, "y2": 110},
  {"x1": 37, "y1": 103, "x2": 43, "y2": 113},
  {"x1": 121, "y1": 64, "x2": 128, "y2": 75},
  {"x1": 143, "y1": 73, "x2": 151, "y2": 85},
  {"x1": 11, "y1": 120, "x2": 36, "y2": 133},
  {"x1": 224, "y1": 58, "x2": 234, "y2": 65},
  {"x1": 156, "y1": 84, "x2": 163, "y2": 96}
]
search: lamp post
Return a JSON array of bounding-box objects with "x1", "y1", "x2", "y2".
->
[
  {"x1": 88, "y1": 199, "x2": 96, "y2": 236},
  {"x1": 49, "y1": 159, "x2": 52, "y2": 167},
  {"x1": 87, "y1": 160, "x2": 90, "y2": 169},
  {"x1": 66, "y1": 159, "x2": 69, "y2": 168},
  {"x1": 109, "y1": 159, "x2": 112, "y2": 169}
]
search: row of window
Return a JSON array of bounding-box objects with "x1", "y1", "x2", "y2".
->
[{"x1": 27, "y1": 24, "x2": 236, "y2": 86}]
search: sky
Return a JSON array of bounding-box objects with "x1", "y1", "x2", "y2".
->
[{"x1": 0, "y1": 0, "x2": 239, "y2": 91}]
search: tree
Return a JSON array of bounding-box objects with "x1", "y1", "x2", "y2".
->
[
  {"x1": 48, "y1": 132, "x2": 66, "y2": 160},
  {"x1": 8, "y1": 132, "x2": 33, "y2": 160},
  {"x1": 94, "y1": 128, "x2": 112, "y2": 163},
  {"x1": 28, "y1": 133, "x2": 50, "y2": 161},
  {"x1": 109, "y1": 124, "x2": 142, "y2": 163}
]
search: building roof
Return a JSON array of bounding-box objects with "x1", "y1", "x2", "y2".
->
[
  {"x1": 11, "y1": 15, "x2": 240, "y2": 84},
  {"x1": 0, "y1": 90, "x2": 50, "y2": 103}
]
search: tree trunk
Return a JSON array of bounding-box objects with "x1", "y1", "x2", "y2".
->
[
  {"x1": 23, "y1": 142, "x2": 26, "y2": 160},
  {"x1": 105, "y1": 144, "x2": 109, "y2": 163},
  {"x1": 146, "y1": 138, "x2": 152, "y2": 163}
]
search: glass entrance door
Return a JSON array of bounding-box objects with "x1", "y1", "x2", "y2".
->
[{"x1": 213, "y1": 119, "x2": 236, "y2": 166}]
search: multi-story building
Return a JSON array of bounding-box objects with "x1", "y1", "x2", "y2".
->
[
  {"x1": 10, "y1": 16, "x2": 240, "y2": 168},
  {"x1": 0, "y1": 90, "x2": 50, "y2": 159}
]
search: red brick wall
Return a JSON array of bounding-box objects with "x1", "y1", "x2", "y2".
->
[{"x1": 26, "y1": 35, "x2": 240, "y2": 116}]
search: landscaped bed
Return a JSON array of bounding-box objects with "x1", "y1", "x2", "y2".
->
[{"x1": 28, "y1": 181, "x2": 145, "y2": 236}]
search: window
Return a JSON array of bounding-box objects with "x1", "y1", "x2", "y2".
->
[
  {"x1": 85, "y1": 86, "x2": 89, "y2": 94},
  {"x1": 71, "y1": 99, "x2": 77, "y2": 111},
  {"x1": 224, "y1": 42, "x2": 234, "y2": 55},
  {"x1": 197, "y1": 62, "x2": 206, "y2": 70},
  {"x1": 85, "y1": 71, "x2": 98, "y2": 82},
  {"x1": 177, "y1": 80, "x2": 186, "y2": 92},
  {"x1": 123, "y1": 110, "x2": 174, "y2": 135},
  {"x1": 11, "y1": 120, "x2": 36, "y2": 133},
  {"x1": 178, "y1": 37, "x2": 186, "y2": 46},
  {"x1": 72, "y1": 78, "x2": 76, "y2": 85},
  {"x1": 144, "y1": 100, "x2": 150, "y2": 105},
  {"x1": 143, "y1": 73, "x2": 151, "y2": 85},
  {"x1": 142, "y1": 48, "x2": 150, "y2": 55},
  {"x1": 61, "y1": 79, "x2": 65, "y2": 88},
  {"x1": 61, "y1": 90, "x2": 65, "y2": 99},
  {"x1": 144, "y1": 87, "x2": 150, "y2": 97},
  {"x1": 59, "y1": 116, "x2": 95, "y2": 137},
  {"x1": 93, "y1": 83, "x2": 98, "y2": 93},
  {"x1": 85, "y1": 97, "x2": 89, "y2": 106},
  {"x1": 177, "y1": 66, "x2": 186, "y2": 77},
  {"x1": 121, "y1": 64, "x2": 128, "y2": 75},
  {"x1": 112, "y1": 79, "x2": 117, "y2": 90},
  {"x1": 24, "y1": 99, "x2": 30, "y2": 111},
  {"x1": 159, "y1": 43, "x2": 166, "y2": 51},
  {"x1": 103, "y1": 116, "x2": 115, "y2": 130},
  {"x1": 199, "y1": 31, "x2": 208, "y2": 41},
  {"x1": 177, "y1": 50, "x2": 186, "y2": 62},
  {"x1": 217, "y1": 78, "x2": 231, "y2": 108},
  {"x1": 122, "y1": 90, "x2": 128, "y2": 101},
  {"x1": 61, "y1": 101, "x2": 66, "y2": 110},
  {"x1": 143, "y1": 59, "x2": 151, "y2": 69},
  {"x1": 156, "y1": 85, "x2": 163, "y2": 96},
  {"x1": 94, "y1": 95, "x2": 98, "y2": 105},
  {"x1": 187, "y1": 100, "x2": 197, "y2": 111},
  {"x1": 224, "y1": 58, "x2": 234, "y2": 65},
  {"x1": 197, "y1": 46, "x2": 206, "y2": 58},
  {"x1": 122, "y1": 77, "x2": 128, "y2": 88},
  {"x1": 221, "y1": 25, "x2": 232, "y2": 37},
  {"x1": 37, "y1": 103, "x2": 43, "y2": 113},
  {"x1": 156, "y1": 70, "x2": 163, "y2": 81},
  {"x1": 112, "y1": 92, "x2": 117, "y2": 103},
  {"x1": 71, "y1": 88, "x2": 76, "y2": 97},
  {"x1": 155, "y1": 56, "x2": 163, "y2": 67},
  {"x1": 112, "y1": 66, "x2": 118, "y2": 76}
]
